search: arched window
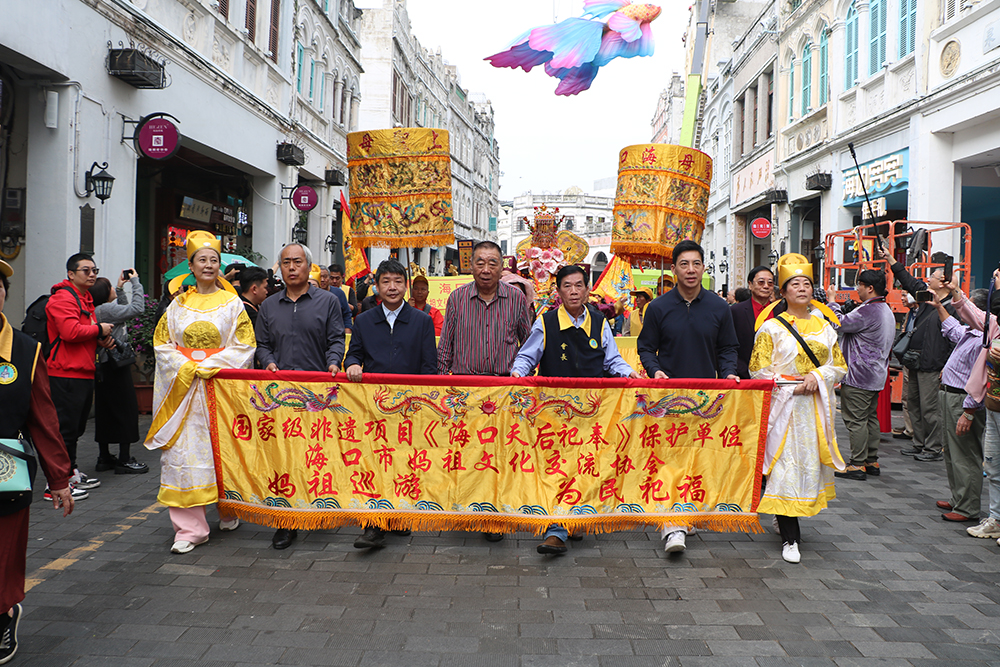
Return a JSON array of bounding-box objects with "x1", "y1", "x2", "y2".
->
[
  {"x1": 801, "y1": 43, "x2": 813, "y2": 115},
  {"x1": 819, "y1": 29, "x2": 829, "y2": 104},
  {"x1": 789, "y1": 59, "x2": 795, "y2": 121},
  {"x1": 899, "y1": 0, "x2": 916, "y2": 56},
  {"x1": 845, "y1": 4, "x2": 859, "y2": 88},
  {"x1": 870, "y1": 0, "x2": 887, "y2": 74}
]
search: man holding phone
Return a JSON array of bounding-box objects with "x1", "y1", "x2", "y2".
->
[{"x1": 879, "y1": 246, "x2": 956, "y2": 462}]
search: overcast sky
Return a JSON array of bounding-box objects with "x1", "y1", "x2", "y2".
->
[{"x1": 402, "y1": 0, "x2": 690, "y2": 199}]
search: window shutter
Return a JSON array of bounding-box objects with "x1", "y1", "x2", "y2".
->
[
  {"x1": 819, "y1": 31, "x2": 829, "y2": 104},
  {"x1": 789, "y1": 60, "x2": 795, "y2": 121},
  {"x1": 269, "y1": 0, "x2": 280, "y2": 62},
  {"x1": 218, "y1": 0, "x2": 229, "y2": 19},
  {"x1": 945, "y1": 0, "x2": 956, "y2": 22},
  {"x1": 879, "y1": 0, "x2": 887, "y2": 67},
  {"x1": 296, "y1": 42, "x2": 304, "y2": 93},
  {"x1": 846, "y1": 5, "x2": 858, "y2": 87},
  {"x1": 802, "y1": 44, "x2": 812, "y2": 115},
  {"x1": 245, "y1": 0, "x2": 256, "y2": 42}
]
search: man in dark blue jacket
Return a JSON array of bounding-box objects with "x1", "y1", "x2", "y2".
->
[{"x1": 344, "y1": 258, "x2": 437, "y2": 548}]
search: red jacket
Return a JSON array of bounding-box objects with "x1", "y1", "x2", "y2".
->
[{"x1": 45, "y1": 279, "x2": 100, "y2": 379}]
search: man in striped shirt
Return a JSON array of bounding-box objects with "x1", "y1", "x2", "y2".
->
[{"x1": 438, "y1": 240, "x2": 532, "y2": 541}]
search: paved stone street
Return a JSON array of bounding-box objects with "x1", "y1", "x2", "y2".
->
[{"x1": 16, "y1": 409, "x2": 1000, "y2": 667}]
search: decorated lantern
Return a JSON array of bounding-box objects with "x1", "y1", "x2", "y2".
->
[
  {"x1": 612, "y1": 144, "x2": 712, "y2": 263},
  {"x1": 346, "y1": 128, "x2": 454, "y2": 248}
]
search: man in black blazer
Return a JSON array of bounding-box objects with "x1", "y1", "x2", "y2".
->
[
  {"x1": 344, "y1": 258, "x2": 437, "y2": 549},
  {"x1": 731, "y1": 266, "x2": 775, "y2": 379}
]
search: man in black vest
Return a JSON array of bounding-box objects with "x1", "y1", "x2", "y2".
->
[{"x1": 511, "y1": 265, "x2": 637, "y2": 554}]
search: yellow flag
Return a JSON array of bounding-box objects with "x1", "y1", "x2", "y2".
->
[{"x1": 341, "y1": 192, "x2": 370, "y2": 285}]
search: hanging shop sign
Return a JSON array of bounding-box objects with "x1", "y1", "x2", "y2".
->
[
  {"x1": 750, "y1": 217, "x2": 772, "y2": 239},
  {"x1": 457, "y1": 239, "x2": 475, "y2": 274},
  {"x1": 292, "y1": 185, "x2": 318, "y2": 212},
  {"x1": 134, "y1": 113, "x2": 181, "y2": 160},
  {"x1": 842, "y1": 149, "x2": 908, "y2": 205}
]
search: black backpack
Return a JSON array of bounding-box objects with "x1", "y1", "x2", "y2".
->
[{"x1": 21, "y1": 286, "x2": 85, "y2": 360}]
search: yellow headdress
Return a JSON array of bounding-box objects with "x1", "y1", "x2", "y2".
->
[
  {"x1": 186, "y1": 230, "x2": 222, "y2": 261},
  {"x1": 776, "y1": 253, "x2": 812, "y2": 289},
  {"x1": 168, "y1": 231, "x2": 235, "y2": 296},
  {"x1": 309, "y1": 263, "x2": 322, "y2": 284},
  {"x1": 0, "y1": 259, "x2": 12, "y2": 278},
  {"x1": 754, "y1": 253, "x2": 839, "y2": 330}
]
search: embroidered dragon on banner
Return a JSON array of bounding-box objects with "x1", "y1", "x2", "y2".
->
[
  {"x1": 249, "y1": 383, "x2": 351, "y2": 414},
  {"x1": 508, "y1": 389, "x2": 601, "y2": 424},
  {"x1": 372, "y1": 386, "x2": 471, "y2": 422},
  {"x1": 622, "y1": 391, "x2": 725, "y2": 421}
]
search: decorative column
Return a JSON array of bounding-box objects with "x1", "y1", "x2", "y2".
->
[
  {"x1": 350, "y1": 94, "x2": 361, "y2": 131},
  {"x1": 333, "y1": 78, "x2": 344, "y2": 122},
  {"x1": 757, "y1": 70, "x2": 771, "y2": 145},
  {"x1": 743, "y1": 87, "x2": 757, "y2": 152}
]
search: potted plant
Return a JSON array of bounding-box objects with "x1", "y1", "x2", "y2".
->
[{"x1": 127, "y1": 292, "x2": 162, "y2": 414}]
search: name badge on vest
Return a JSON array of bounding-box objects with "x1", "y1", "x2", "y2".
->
[
  {"x1": 0, "y1": 363, "x2": 16, "y2": 384},
  {"x1": 588, "y1": 339, "x2": 599, "y2": 349}
]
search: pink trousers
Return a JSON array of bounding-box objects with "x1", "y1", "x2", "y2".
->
[{"x1": 169, "y1": 506, "x2": 235, "y2": 543}]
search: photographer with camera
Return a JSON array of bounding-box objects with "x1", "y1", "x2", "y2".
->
[
  {"x1": 878, "y1": 246, "x2": 956, "y2": 462},
  {"x1": 89, "y1": 269, "x2": 148, "y2": 474}
]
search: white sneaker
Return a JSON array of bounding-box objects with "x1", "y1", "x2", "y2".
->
[
  {"x1": 664, "y1": 531, "x2": 687, "y2": 553},
  {"x1": 219, "y1": 518, "x2": 240, "y2": 532},
  {"x1": 781, "y1": 541, "x2": 801, "y2": 563},
  {"x1": 71, "y1": 469, "x2": 100, "y2": 490},
  {"x1": 170, "y1": 537, "x2": 209, "y2": 554},
  {"x1": 967, "y1": 517, "x2": 1000, "y2": 538}
]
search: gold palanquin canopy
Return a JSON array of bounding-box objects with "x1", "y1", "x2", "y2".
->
[
  {"x1": 612, "y1": 144, "x2": 712, "y2": 262},
  {"x1": 347, "y1": 128, "x2": 454, "y2": 248}
]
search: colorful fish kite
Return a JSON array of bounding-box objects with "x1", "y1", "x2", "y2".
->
[{"x1": 485, "y1": 0, "x2": 661, "y2": 96}]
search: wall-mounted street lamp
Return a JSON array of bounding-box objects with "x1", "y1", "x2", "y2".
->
[
  {"x1": 292, "y1": 224, "x2": 308, "y2": 245},
  {"x1": 85, "y1": 162, "x2": 115, "y2": 203},
  {"x1": 814, "y1": 244, "x2": 825, "y2": 261},
  {"x1": 768, "y1": 249, "x2": 779, "y2": 267}
]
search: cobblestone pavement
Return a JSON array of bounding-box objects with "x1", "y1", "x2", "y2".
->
[{"x1": 15, "y1": 409, "x2": 1000, "y2": 667}]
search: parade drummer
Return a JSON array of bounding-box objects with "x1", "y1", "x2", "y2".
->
[
  {"x1": 0, "y1": 259, "x2": 75, "y2": 665},
  {"x1": 511, "y1": 265, "x2": 637, "y2": 555},
  {"x1": 344, "y1": 258, "x2": 436, "y2": 550},
  {"x1": 145, "y1": 231, "x2": 256, "y2": 555}
]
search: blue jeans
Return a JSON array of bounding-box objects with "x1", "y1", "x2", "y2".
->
[
  {"x1": 543, "y1": 524, "x2": 568, "y2": 541},
  {"x1": 984, "y1": 411, "x2": 1000, "y2": 520}
]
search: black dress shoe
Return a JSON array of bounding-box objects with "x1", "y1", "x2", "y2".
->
[
  {"x1": 892, "y1": 431, "x2": 913, "y2": 440},
  {"x1": 483, "y1": 532, "x2": 504, "y2": 542},
  {"x1": 272, "y1": 528, "x2": 297, "y2": 549},
  {"x1": 354, "y1": 527, "x2": 386, "y2": 549},
  {"x1": 899, "y1": 447, "x2": 923, "y2": 456},
  {"x1": 94, "y1": 457, "x2": 117, "y2": 472},
  {"x1": 915, "y1": 451, "x2": 943, "y2": 462}
]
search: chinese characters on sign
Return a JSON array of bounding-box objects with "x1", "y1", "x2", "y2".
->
[
  {"x1": 842, "y1": 150, "x2": 908, "y2": 204},
  {"x1": 209, "y1": 373, "x2": 770, "y2": 534}
]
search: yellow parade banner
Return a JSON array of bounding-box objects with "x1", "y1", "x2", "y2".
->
[
  {"x1": 612, "y1": 144, "x2": 712, "y2": 261},
  {"x1": 347, "y1": 128, "x2": 454, "y2": 248},
  {"x1": 208, "y1": 371, "x2": 772, "y2": 535}
]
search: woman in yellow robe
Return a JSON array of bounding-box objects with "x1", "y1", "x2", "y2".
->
[
  {"x1": 144, "y1": 231, "x2": 256, "y2": 554},
  {"x1": 749, "y1": 254, "x2": 847, "y2": 564}
]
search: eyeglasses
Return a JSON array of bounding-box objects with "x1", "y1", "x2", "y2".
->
[{"x1": 73, "y1": 267, "x2": 99, "y2": 275}]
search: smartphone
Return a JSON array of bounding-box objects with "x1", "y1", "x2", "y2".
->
[
  {"x1": 916, "y1": 290, "x2": 933, "y2": 302},
  {"x1": 122, "y1": 269, "x2": 133, "y2": 280},
  {"x1": 943, "y1": 256, "x2": 954, "y2": 283}
]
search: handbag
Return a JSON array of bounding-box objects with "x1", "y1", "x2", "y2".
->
[
  {"x1": 0, "y1": 438, "x2": 38, "y2": 511},
  {"x1": 107, "y1": 329, "x2": 137, "y2": 368},
  {"x1": 892, "y1": 329, "x2": 913, "y2": 365}
]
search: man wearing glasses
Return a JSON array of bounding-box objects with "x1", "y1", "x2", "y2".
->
[
  {"x1": 438, "y1": 240, "x2": 532, "y2": 542},
  {"x1": 45, "y1": 253, "x2": 116, "y2": 496}
]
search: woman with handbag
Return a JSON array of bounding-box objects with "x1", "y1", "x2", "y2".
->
[
  {"x1": 0, "y1": 259, "x2": 75, "y2": 665},
  {"x1": 145, "y1": 231, "x2": 255, "y2": 554},
  {"x1": 749, "y1": 254, "x2": 848, "y2": 563},
  {"x1": 90, "y1": 272, "x2": 148, "y2": 474}
]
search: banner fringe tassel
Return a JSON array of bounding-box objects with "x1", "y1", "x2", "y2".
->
[{"x1": 218, "y1": 502, "x2": 766, "y2": 536}]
